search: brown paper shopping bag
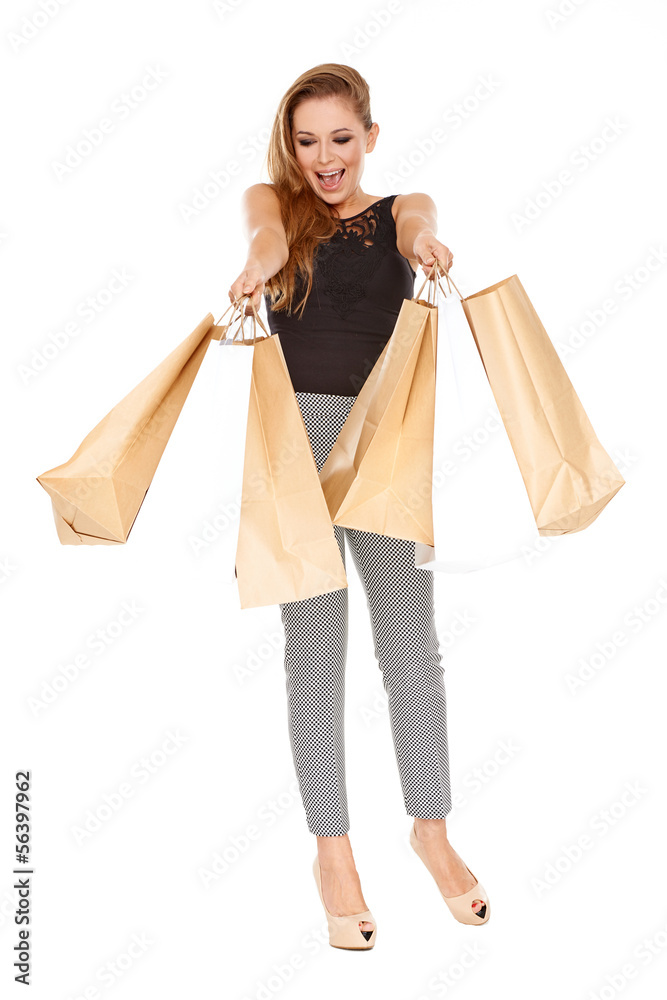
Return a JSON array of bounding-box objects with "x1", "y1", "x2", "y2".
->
[
  {"x1": 458, "y1": 271, "x2": 626, "y2": 534},
  {"x1": 211, "y1": 298, "x2": 274, "y2": 586},
  {"x1": 235, "y1": 330, "x2": 348, "y2": 609},
  {"x1": 318, "y1": 273, "x2": 437, "y2": 545},
  {"x1": 415, "y1": 267, "x2": 541, "y2": 573},
  {"x1": 36, "y1": 304, "x2": 240, "y2": 545}
]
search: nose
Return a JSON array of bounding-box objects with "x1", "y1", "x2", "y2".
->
[{"x1": 315, "y1": 149, "x2": 340, "y2": 170}]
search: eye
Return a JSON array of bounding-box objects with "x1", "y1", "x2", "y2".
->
[{"x1": 297, "y1": 137, "x2": 352, "y2": 146}]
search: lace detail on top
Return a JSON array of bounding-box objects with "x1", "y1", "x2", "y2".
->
[
  {"x1": 263, "y1": 193, "x2": 415, "y2": 395},
  {"x1": 308, "y1": 196, "x2": 400, "y2": 321}
]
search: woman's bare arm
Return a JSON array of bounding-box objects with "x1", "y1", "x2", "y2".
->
[
  {"x1": 394, "y1": 192, "x2": 454, "y2": 277},
  {"x1": 229, "y1": 184, "x2": 289, "y2": 313}
]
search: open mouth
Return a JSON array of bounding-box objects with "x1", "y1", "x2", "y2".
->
[{"x1": 316, "y1": 168, "x2": 345, "y2": 190}]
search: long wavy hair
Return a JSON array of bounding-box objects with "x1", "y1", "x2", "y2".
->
[{"x1": 263, "y1": 63, "x2": 374, "y2": 319}]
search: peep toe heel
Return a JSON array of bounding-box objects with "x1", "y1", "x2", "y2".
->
[
  {"x1": 312, "y1": 855, "x2": 377, "y2": 950},
  {"x1": 409, "y1": 820, "x2": 491, "y2": 925}
]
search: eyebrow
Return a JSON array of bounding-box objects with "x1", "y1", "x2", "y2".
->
[{"x1": 295, "y1": 127, "x2": 354, "y2": 135}]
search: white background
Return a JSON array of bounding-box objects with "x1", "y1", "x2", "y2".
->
[{"x1": 2, "y1": 0, "x2": 666, "y2": 997}]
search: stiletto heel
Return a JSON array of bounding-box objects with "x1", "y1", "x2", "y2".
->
[
  {"x1": 409, "y1": 820, "x2": 491, "y2": 925},
  {"x1": 312, "y1": 855, "x2": 377, "y2": 950}
]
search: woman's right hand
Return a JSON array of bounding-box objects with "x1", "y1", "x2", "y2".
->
[{"x1": 229, "y1": 264, "x2": 266, "y2": 316}]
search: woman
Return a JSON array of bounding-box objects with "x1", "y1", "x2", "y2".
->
[{"x1": 228, "y1": 63, "x2": 490, "y2": 950}]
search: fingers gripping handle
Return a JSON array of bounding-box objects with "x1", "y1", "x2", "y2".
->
[
  {"x1": 213, "y1": 292, "x2": 270, "y2": 344},
  {"x1": 415, "y1": 258, "x2": 463, "y2": 303}
]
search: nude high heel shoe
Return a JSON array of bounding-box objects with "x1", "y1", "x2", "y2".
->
[
  {"x1": 312, "y1": 855, "x2": 377, "y2": 950},
  {"x1": 409, "y1": 820, "x2": 491, "y2": 925}
]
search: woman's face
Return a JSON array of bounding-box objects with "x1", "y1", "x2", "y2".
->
[{"x1": 291, "y1": 95, "x2": 378, "y2": 210}]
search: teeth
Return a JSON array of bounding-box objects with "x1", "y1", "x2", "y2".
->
[{"x1": 318, "y1": 170, "x2": 342, "y2": 177}]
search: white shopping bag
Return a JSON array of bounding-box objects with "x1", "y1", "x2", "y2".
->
[
  {"x1": 415, "y1": 277, "x2": 540, "y2": 573},
  {"x1": 207, "y1": 298, "x2": 268, "y2": 588}
]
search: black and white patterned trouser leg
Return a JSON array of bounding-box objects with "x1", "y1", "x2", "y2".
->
[{"x1": 279, "y1": 391, "x2": 452, "y2": 836}]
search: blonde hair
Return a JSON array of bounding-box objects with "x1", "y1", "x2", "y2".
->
[{"x1": 263, "y1": 63, "x2": 374, "y2": 319}]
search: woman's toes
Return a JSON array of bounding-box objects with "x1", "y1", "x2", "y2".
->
[{"x1": 359, "y1": 920, "x2": 374, "y2": 940}]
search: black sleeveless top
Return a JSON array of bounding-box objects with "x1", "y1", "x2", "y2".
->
[{"x1": 263, "y1": 194, "x2": 416, "y2": 395}]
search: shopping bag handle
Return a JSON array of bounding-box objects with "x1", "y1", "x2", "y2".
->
[
  {"x1": 415, "y1": 258, "x2": 464, "y2": 302},
  {"x1": 215, "y1": 293, "x2": 271, "y2": 343}
]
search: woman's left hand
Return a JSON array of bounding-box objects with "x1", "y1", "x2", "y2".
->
[{"x1": 413, "y1": 233, "x2": 454, "y2": 278}]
